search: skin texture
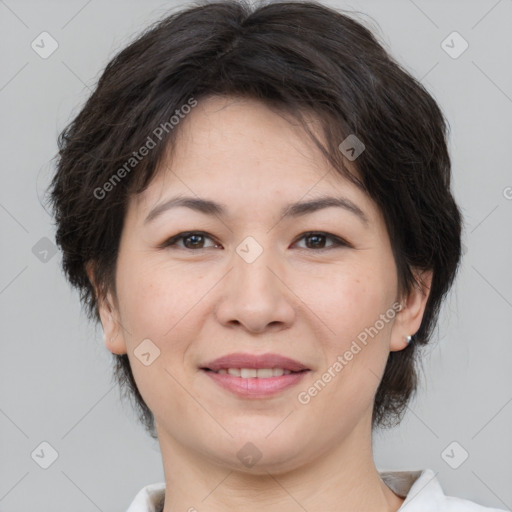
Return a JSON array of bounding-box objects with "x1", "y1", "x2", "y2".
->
[{"x1": 89, "y1": 95, "x2": 432, "y2": 512}]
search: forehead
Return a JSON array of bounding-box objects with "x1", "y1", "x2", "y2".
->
[{"x1": 129, "y1": 95, "x2": 376, "y2": 222}]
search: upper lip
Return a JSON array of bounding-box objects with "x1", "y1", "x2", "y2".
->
[{"x1": 201, "y1": 353, "x2": 309, "y2": 372}]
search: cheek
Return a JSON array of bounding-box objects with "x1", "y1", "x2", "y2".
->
[
  {"x1": 116, "y1": 258, "x2": 201, "y2": 340},
  {"x1": 301, "y1": 262, "x2": 392, "y2": 343},
  {"x1": 114, "y1": 261, "x2": 200, "y2": 413},
  {"x1": 302, "y1": 260, "x2": 397, "y2": 410}
]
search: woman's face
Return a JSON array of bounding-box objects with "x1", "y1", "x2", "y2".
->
[{"x1": 100, "y1": 95, "x2": 428, "y2": 472}]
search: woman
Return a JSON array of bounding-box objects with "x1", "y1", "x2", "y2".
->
[{"x1": 48, "y1": 1, "x2": 506, "y2": 511}]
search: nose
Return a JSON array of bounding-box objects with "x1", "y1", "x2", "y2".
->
[{"x1": 214, "y1": 244, "x2": 296, "y2": 334}]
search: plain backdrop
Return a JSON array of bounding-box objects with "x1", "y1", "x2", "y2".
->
[{"x1": 0, "y1": 0, "x2": 511, "y2": 510}]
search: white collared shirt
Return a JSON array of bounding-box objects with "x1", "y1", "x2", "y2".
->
[{"x1": 125, "y1": 468, "x2": 509, "y2": 511}]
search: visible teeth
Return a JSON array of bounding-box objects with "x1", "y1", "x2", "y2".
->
[
  {"x1": 256, "y1": 368, "x2": 274, "y2": 378},
  {"x1": 217, "y1": 368, "x2": 293, "y2": 378}
]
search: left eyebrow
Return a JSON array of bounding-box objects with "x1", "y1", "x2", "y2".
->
[
  {"x1": 280, "y1": 196, "x2": 369, "y2": 225},
  {"x1": 144, "y1": 194, "x2": 369, "y2": 226}
]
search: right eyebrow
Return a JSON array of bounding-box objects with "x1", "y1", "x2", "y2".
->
[{"x1": 144, "y1": 194, "x2": 369, "y2": 226}]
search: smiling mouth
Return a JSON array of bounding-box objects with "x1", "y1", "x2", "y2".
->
[
  {"x1": 200, "y1": 366, "x2": 310, "y2": 398},
  {"x1": 201, "y1": 368, "x2": 309, "y2": 378}
]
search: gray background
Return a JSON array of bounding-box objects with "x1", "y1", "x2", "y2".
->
[{"x1": 1, "y1": 0, "x2": 511, "y2": 510}]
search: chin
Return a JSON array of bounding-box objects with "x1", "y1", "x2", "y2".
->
[{"x1": 204, "y1": 432, "x2": 309, "y2": 475}]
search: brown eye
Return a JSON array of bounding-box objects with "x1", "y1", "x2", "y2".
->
[
  {"x1": 182, "y1": 233, "x2": 207, "y2": 249},
  {"x1": 293, "y1": 232, "x2": 349, "y2": 250},
  {"x1": 161, "y1": 231, "x2": 220, "y2": 250}
]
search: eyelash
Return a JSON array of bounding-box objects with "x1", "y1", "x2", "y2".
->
[{"x1": 159, "y1": 231, "x2": 351, "y2": 251}]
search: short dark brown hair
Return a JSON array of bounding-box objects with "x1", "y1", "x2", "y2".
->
[{"x1": 49, "y1": 0, "x2": 462, "y2": 438}]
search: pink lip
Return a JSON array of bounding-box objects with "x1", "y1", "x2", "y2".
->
[
  {"x1": 200, "y1": 352, "x2": 310, "y2": 399},
  {"x1": 202, "y1": 370, "x2": 309, "y2": 398},
  {"x1": 202, "y1": 352, "x2": 309, "y2": 372}
]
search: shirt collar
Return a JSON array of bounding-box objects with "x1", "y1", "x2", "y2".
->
[
  {"x1": 380, "y1": 468, "x2": 445, "y2": 510},
  {"x1": 126, "y1": 468, "x2": 494, "y2": 512}
]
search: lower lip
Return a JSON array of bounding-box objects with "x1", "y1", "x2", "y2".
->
[{"x1": 202, "y1": 369, "x2": 309, "y2": 398}]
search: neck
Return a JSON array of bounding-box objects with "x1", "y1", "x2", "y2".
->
[{"x1": 157, "y1": 415, "x2": 404, "y2": 512}]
